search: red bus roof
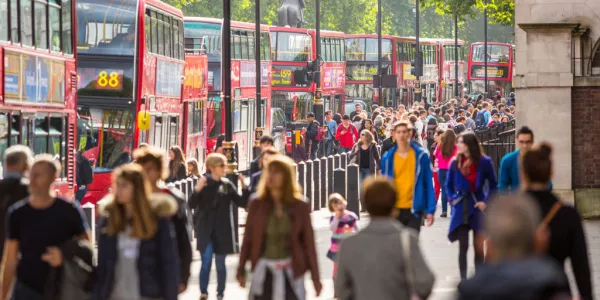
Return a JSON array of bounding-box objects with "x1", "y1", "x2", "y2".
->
[
  {"x1": 269, "y1": 26, "x2": 345, "y2": 38},
  {"x1": 437, "y1": 39, "x2": 465, "y2": 46},
  {"x1": 345, "y1": 33, "x2": 397, "y2": 40},
  {"x1": 184, "y1": 17, "x2": 270, "y2": 31},
  {"x1": 470, "y1": 42, "x2": 514, "y2": 47},
  {"x1": 145, "y1": 0, "x2": 183, "y2": 17}
]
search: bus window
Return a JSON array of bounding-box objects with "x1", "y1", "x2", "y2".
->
[
  {"x1": 207, "y1": 99, "x2": 222, "y2": 138},
  {"x1": 78, "y1": 108, "x2": 133, "y2": 170},
  {"x1": 168, "y1": 116, "x2": 179, "y2": 148},
  {"x1": 274, "y1": 32, "x2": 311, "y2": 62},
  {"x1": 76, "y1": 0, "x2": 137, "y2": 56}
]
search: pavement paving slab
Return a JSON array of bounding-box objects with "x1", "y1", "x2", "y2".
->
[{"x1": 180, "y1": 205, "x2": 600, "y2": 300}]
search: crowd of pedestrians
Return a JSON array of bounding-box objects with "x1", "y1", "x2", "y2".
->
[{"x1": 0, "y1": 92, "x2": 594, "y2": 300}]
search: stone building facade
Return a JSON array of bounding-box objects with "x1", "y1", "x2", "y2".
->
[{"x1": 515, "y1": 0, "x2": 600, "y2": 217}]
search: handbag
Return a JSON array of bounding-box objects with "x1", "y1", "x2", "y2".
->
[{"x1": 400, "y1": 230, "x2": 422, "y2": 300}]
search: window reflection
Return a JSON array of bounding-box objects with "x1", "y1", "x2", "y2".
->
[{"x1": 77, "y1": 107, "x2": 134, "y2": 171}]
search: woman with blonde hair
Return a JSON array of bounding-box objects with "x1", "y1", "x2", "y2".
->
[
  {"x1": 190, "y1": 153, "x2": 248, "y2": 300},
  {"x1": 349, "y1": 129, "x2": 381, "y2": 183},
  {"x1": 237, "y1": 155, "x2": 322, "y2": 300},
  {"x1": 187, "y1": 158, "x2": 201, "y2": 178},
  {"x1": 93, "y1": 164, "x2": 179, "y2": 300}
]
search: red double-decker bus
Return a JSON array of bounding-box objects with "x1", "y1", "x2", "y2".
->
[
  {"x1": 467, "y1": 42, "x2": 514, "y2": 98},
  {"x1": 184, "y1": 17, "x2": 272, "y2": 172},
  {"x1": 76, "y1": 0, "x2": 186, "y2": 204},
  {"x1": 269, "y1": 27, "x2": 346, "y2": 154},
  {"x1": 0, "y1": 0, "x2": 78, "y2": 199},
  {"x1": 438, "y1": 38, "x2": 466, "y2": 102},
  {"x1": 419, "y1": 38, "x2": 440, "y2": 104},
  {"x1": 182, "y1": 54, "x2": 209, "y2": 164},
  {"x1": 345, "y1": 34, "x2": 396, "y2": 110}
]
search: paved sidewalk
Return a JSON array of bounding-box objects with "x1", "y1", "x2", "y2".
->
[{"x1": 181, "y1": 206, "x2": 600, "y2": 300}]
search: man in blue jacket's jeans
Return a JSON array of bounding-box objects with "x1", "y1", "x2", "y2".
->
[
  {"x1": 381, "y1": 121, "x2": 436, "y2": 234},
  {"x1": 498, "y1": 126, "x2": 535, "y2": 192}
]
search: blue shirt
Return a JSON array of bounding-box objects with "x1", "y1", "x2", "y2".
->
[
  {"x1": 498, "y1": 149, "x2": 520, "y2": 192},
  {"x1": 482, "y1": 110, "x2": 492, "y2": 125},
  {"x1": 325, "y1": 120, "x2": 337, "y2": 140}
]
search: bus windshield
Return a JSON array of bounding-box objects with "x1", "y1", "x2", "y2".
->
[
  {"x1": 76, "y1": 0, "x2": 138, "y2": 56},
  {"x1": 472, "y1": 44, "x2": 510, "y2": 63},
  {"x1": 272, "y1": 91, "x2": 314, "y2": 122},
  {"x1": 78, "y1": 107, "x2": 134, "y2": 171},
  {"x1": 345, "y1": 38, "x2": 392, "y2": 61},
  {"x1": 271, "y1": 32, "x2": 311, "y2": 62},
  {"x1": 184, "y1": 22, "x2": 222, "y2": 62}
]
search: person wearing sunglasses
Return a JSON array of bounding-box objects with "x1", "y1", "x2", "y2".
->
[{"x1": 190, "y1": 153, "x2": 249, "y2": 300}]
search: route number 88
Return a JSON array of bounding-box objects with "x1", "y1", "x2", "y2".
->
[{"x1": 97, "y1": 71, "x2": 120, "y2": 88}]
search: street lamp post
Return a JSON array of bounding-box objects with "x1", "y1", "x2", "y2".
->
[
  {"x1": 222, "y1": 0, "x2": 236, "y2": 174},
  {"x1": 253, "y1": 0, "x2": 262, "y2": 159},
  {"x1": 313, "y1": 0, "x2": 323, "y2": 122},
  {"x1": 377, "y1": 0, "x2": 383, "y2": 106},
  {"x1": 415, "y1": 0, "x2": 421, "y2": 103},
  {"x1": 484, "y1": 0, "x2": 488, "y2": 97},
  {"x1": 454, "y1": 12, "x2": 459, "y2": 98}
]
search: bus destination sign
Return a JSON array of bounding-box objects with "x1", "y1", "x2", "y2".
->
[
  {"x1": 272, "y1": 65, "x2": 308, "y2": 88},
  {"x1": 79, "y1": 67, "x2": 124, "y2": 91},
  {"x1": 471, "y1": 65, "x2": 509, "y2": 79}
]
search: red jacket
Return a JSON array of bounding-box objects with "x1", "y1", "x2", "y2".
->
[{"x1": 336, "y1": 123, "x2": 358, "y2": 148}]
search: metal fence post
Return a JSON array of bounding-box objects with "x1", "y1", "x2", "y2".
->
[
  {"x1": 327, "y1": 155, "x2": 334, "y2": 207},
  {"x1": 333, "y1": 153, "x2": 340, "y2": 169},
  {"x1": 312, "y1": 159, "x2": 320, "y2": 211},
  {"x1": 333, "y1": 167, "x2": 346, "y2": 201},
  {"x1": 297, "y1": 161, "x2": 306, "y2": 195},
  {"x1": 320, "y1": 157, "x2": 327, "y2": 209},
  {"x1": 82, "y1": 203, "x2": 96, "y2": 245},
  {"x1": 340, "y1": 152, "x2": 348, "y2": 169},
  {"x1": 346, "y1": 164, "x2": 360, "y2": 218},
  {"x1": 305, "y1": 160, "x2": 313, "y2": 206}
]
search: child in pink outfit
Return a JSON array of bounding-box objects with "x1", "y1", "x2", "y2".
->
[{"x1": 327, "y1": 193, "x2": 359, "y2": 278}]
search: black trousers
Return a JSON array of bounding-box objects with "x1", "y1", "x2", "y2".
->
[
  {"x1": 254, "y1": 269, "x2": 298, "y2": 300},
  {"x1": 397, "y1": 209, "x2": 423, "y2": 233},
  {"x1": 456, "y1": 225, "x2": 484, "y2": 279}
]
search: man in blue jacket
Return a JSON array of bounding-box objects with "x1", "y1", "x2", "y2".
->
[
  {"x1": 381, "y1": 121, "x2": 436, "y2": 234},
  {"x1": 498, "y1": 126, "x2": 534, "y2": 192}
]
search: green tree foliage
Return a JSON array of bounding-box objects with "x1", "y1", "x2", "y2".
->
[
  {"x1": 171, "y1": 0, "x2": 513, "y2": 44},
  {"x1": 420, "y1": 0, "x2": 514, "y2": 26}
]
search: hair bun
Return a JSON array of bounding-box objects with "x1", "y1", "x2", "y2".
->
[{"x1": 537, "y1": 142, "x2": 552, "y2": 159}]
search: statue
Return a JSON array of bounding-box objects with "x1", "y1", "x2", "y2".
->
[{"x1": 277, "y1": 0, "x2": 305, "y2": 28}]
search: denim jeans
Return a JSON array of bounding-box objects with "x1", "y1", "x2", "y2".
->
[
  {"x1": 438, "y1": 169, "x2": 449, "y2": 213},
  {"x1": 324, "y1": 140, "x2": 334, "y2": 156},
  {"x1": 199, "y1": 241, "x2": 227, "y2": 297},
  {"x1": 309, "y1": 142, "x2": 319, "y2": 160},
  {"x1": 359, "y1": 168, "x2": 370, "y2": 183},
  {"x1": 340, "y1": 147, "x2": 352, "y2": 154},
  {"x1": 12, "y1": 281, "x2": 44, "y2": 300}
]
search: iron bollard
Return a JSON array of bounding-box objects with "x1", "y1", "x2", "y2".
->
[
  {"x1": 346, "y1": 164, "x2": 360, "y2": 219},
  {"x1": 186, "y1": 178, "x2": 194, "y2": 200},
  {"x1": 333, "y1": 167, "x2": 346, "y2": 201},
  {"x1": 340, "y1": 152, "x2": 348, "y2": 170},
  {"x1": 291, "y1": 163, "x2": 297, "y2": 179},
  {"x1": 327, "y1": 155, "x2": 334, "y2": 208},
  {"x1": 298, "y1": 161, "x2": 306, "y2": 195},
  {"x1": 82, "y1": 203, "x2": 96, "y2": 245},
  {"x1": 320, "y1": 157, "x2": 327, "y2": 209},
  {"x1": 312, "y1": 160, "x2": 320, "y2": 211},
  {"x1": 305, "y1": 160, "x2": 313, "y2": 206},
  {"x1": 179, "y1": 180, "x2": 187, "y2": 201},
  {"x1": 174, "y1": 181, "x2": 182, "y2": 193},
  {"x1": 333, "y1": 153, "x2": 340, "y2": 169}
]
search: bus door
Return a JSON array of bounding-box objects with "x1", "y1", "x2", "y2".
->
[
  {"x1": 245, "y1": 99, "x2": 256, "y2": 170},
  {"x1": 149, "y1": 112, "x2": 180, "y2": 154}
]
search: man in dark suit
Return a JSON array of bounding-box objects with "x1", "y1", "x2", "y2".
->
[
  {"x1": 0, "y1": 145, "x2": 32, "y2": 258},
  {"x1": 249, "y1": 135, "x2": 274, "y2": 177}
]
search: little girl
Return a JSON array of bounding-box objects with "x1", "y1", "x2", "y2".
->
[{"x1": 327, "y1": 193, "x2": 359, "y2": 278}]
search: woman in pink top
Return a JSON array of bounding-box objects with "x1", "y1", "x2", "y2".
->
[{"x1": 435, "y1": 129, "x2": 457, "y2": 217}]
